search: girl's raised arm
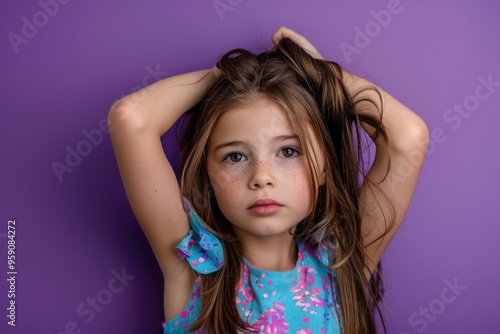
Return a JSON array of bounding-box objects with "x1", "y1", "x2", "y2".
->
[
  {"x1": 107, "y1": 68, "x2": 220, "y2": 311},
  {"x1": 343, "y1": 72, "x2": 429, "y2": 278}
]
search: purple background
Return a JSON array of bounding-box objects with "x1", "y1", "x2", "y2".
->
[{"x1": 1, "y1": 1, "x2": 499, "y2": 333}]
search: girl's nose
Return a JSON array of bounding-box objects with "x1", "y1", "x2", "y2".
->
[{"x1": 248, "y1": 160, "x2": 275, "y2": 189}]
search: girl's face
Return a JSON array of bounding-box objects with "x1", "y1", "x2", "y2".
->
[{"x1": 206, "y1": 98, "x2": 324, "y2": 242}]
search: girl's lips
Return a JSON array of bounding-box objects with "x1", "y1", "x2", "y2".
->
[{"x1": 248, "y1": 199, "x2": 283, "y2": 216}]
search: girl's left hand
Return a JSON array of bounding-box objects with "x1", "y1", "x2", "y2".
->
[{"x1": 272, "y1": 26, "x2": 323, "y2": 60}]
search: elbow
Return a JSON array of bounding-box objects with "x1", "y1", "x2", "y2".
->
[
  {"x1": 393, "y1": 116, "x2": 429, "y2": 159},
  {"x1": 108, "y1": 99, "x2": 130, "y2": 127},
  {"x1": 107, "y1": 98, "x2": 145, "y2": 136}
]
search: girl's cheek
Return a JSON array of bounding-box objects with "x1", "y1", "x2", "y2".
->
[
  {"x1": 283, "y1": 165, "x2": 312, "y2": 198},
  {"x1": 210, "y1": 167, "x2": 231, "y2": 187},
  {"x1": 211, "y1": 169, "x2": 244, "y2": 195}
]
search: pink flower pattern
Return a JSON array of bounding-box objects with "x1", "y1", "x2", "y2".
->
[
  {"x1": 234, "y1": 243, "x2": 340, "y2": 333},
  {"x1": 252, "y1": 302, "x2": 290, "y2": 333},
  {"x1": 291, "y1": 266, "x2": 325, "y2": 311}
]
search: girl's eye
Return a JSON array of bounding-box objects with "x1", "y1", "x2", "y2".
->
[
  {"x1": 279, "y1": 147, "x2": 300, "y2": 158},
  {"x1": 223, "y1": 152, "x2": 246, "y2": 163}
]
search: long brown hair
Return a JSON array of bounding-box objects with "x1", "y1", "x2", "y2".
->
[{"x1": 179, "y1": 38, "x2": 390, "y2": 333}]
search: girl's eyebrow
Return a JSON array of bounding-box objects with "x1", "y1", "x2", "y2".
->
[
  {"x1": 213, "y1": 140, "x2": 246, "y2": 152},
  {"x1": 213, "y1": 134, "x2": 299, "y2": 152}
]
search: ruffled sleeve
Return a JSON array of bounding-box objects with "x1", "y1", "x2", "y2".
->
[
  {"x1": 311, "y1": 231, "x2": 336, "y2": 269},
  {"x1": 175, "y1": 197, "x2": 224, "y2": 274}
]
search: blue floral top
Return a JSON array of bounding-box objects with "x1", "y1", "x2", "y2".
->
[{"x1": 162, "y1": 198, "x2": 342, "y2": 333}]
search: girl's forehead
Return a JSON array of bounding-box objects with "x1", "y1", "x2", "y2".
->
[{"x1": 210, "y1": 99, "x2": 296, "y2": 140}]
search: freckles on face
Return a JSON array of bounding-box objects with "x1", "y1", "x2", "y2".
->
[
  {"x1": 204, "y1": 99, "x2": 322, "y2": 236},
  {"x1": 209, "y1": 168, "x2": 243, "y2": 208},
  {"x1": 288, "y1": 167, "x2": 312, "y2": 209}
]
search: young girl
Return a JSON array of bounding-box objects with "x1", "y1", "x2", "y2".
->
[{"x1": 109, "y1": 27, "x2": 428, "y2": 333}]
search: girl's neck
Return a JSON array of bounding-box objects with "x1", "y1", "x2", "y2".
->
[{"x1": 240, "y1": 235, "x2": 297, "y2": 271}]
